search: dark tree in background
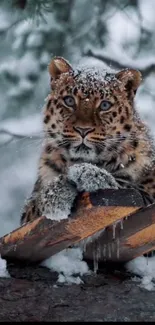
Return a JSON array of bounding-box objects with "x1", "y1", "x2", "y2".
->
[{"x1": 0, "y1": 0, "x2": 155, "y2": 236}]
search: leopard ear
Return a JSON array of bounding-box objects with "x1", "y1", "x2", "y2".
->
[
  {"x1": 48, "y1": 57, "x2": 73, "y2": 79},
  {"x1": 116, "y1": 69, "x2": 142, "y2": 99}
]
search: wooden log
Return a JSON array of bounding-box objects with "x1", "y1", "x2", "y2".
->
[
  {"x1": 0, "y1": 188, "x2": 144, "y2": 263},
  {"x1": 84, "y1": 203, "x2": 155, "y2": 262}
]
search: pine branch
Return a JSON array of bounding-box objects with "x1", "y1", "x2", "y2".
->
[{"x1": 12, "y1": 0, "x2": 27, "y2": 9}]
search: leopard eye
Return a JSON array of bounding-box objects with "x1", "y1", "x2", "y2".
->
[
  {"x1": 63, "y1": 96, "x2": 75, "y2": 108},
  {"x1": 100, "y1": 100, "x2": 112, "y2": 111}
]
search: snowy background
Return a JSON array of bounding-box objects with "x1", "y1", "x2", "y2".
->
[{"x1": 0, "y1": 0, "x2": 155, "y2": 237}]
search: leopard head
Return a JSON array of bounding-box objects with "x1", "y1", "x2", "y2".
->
[{"x1": 43, "y1": 56, "x2": 143, "y2": 170}]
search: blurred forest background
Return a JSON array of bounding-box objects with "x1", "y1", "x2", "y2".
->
[{"x1": 0, "y1": 0, "x2": 155, "y2": 236}]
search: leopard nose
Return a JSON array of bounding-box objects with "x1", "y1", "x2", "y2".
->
[{"x1": 73, "y1": 126, "x2": 95, "y2": 138}]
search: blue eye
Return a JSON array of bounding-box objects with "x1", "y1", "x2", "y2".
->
[
  {"x1": 100, "y1": 100, "x2": 112, "y2": 111},
  {"x1": 63, "y1": 96, "x2": 75, "y2": 107}
]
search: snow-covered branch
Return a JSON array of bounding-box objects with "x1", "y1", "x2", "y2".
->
[
  {"x1": 85, "y1": 49, "x2": 155, "y2": 78},
  {"x1": 0, "y1": 129, "x2": 40, "y2": 147},
  {"x1": 0, "y1": 129, "x2": 29, "y2": 140}
]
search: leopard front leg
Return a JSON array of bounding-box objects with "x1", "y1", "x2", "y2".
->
[
  {"x1": 67, "y1": 163, "x2": 119, "y2": 192},
  {"x1": 21, "y1": 176, "x2": 77, "y2": 224},
  {"x1": 39, "y1": 176, "x2": 77, "y2": 220}
]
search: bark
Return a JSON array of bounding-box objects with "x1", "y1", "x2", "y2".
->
[{"x1": 0, "y1": 261, "x2": 154, "y2": 322}]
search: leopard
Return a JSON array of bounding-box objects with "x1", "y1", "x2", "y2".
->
[{"x1": 20, "y1": 56, "x2": 155, "y2": 225}]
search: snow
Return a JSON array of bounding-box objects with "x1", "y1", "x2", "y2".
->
[
  {"x1": 126, "y1": 255, "x2": 155, "y2": 291},
  {"x1": 107, "y1": 9, "x2": 140, "y2": 49},
  {"x1": 45, "y1": 210, "x2": 69, "y2": 221},
  {"x1": 0, "y1": 11, "x2": 10, "y2": 31},
  {"x1": 14, "y1": 21, "x2": 33, "y2": 37},
  {"x1": 0, "y1": 114, "x2": 42, "y2": 136},
  {"x1": 139, "y1": 0, "x2": 155, "y2": 30},
  {"x1": 0, "y1": 255, "x2": 10, "y2": 278},
  {"x1": 26, "y1": 33, "x2": 44, "y2": 48},
  {"x1": 42, "y1": 229, "x2": 106, "y2": 284},
  {"x1": 41, "y1": 247, "x2": 90, "y2": 285}
]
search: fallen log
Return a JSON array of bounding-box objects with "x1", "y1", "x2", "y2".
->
[
  {"x1": 0, "y1": 188, "x2": 152, "y2": 263},
  {"x1": 1, "y1": 265, "x2": 155, "y2": 322}
]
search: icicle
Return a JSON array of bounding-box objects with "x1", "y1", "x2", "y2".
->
[
  {"x1": 13, "y1": 245, "x2": 17, "y2": 251},
  {"x1": 83, "y1": 240, "x2": 87, "y2": 253},
  {"x1": 108, "y1": 243, "x2": 111, "y2": 258},
  {"x1": 120, "y1": 219, "x2": 123, "y2": 230},
  {"x1": 93, "y1": 247, "x2": 98, "y2": 273},
  {"x1": 97, "y1": 244, "x2": 101, "y2": 260},
  {"x1": 112, "y1": 223, "x2": 117, "y2": 239},
  {"x1": 111, "y1": 242, "x2": 115, "y2": 253},
  {"x1": 103, "y1": 244, "x2": 106, "y2": 261},
  {"x1": 146, "y1": 253, "x2": 149, "y2": 265},
  {"x1": 93, "y1": 255, "x2": 98, "y2": 273},
  {"x1": 125, "y1": 216, "x2": 128, "y2": 221},
  {"x1": 116, "y1": 238, "x2": 120, "y2": 259},
  {"x1": 151, "y1": 251, "x2": 154, "y2": 257}
]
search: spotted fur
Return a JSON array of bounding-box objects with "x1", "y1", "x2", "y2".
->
[{"x1": 21, "y1": 57, "x2": 155, "y2": 224}]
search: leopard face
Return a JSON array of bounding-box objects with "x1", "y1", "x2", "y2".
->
[{"x1": 43, "y1": 57, "x2": 151, "y2": 174}]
